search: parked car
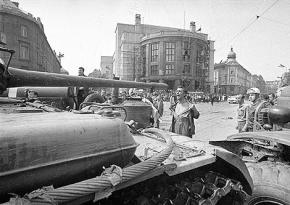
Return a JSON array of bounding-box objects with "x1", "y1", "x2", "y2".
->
[{"x1": 227, "y1": 95, "x2": 239, "y2": 104}]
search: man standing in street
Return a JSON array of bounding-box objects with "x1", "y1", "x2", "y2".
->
[
  {"x1": 242, "y1": 88, "x2": 261, "y2": 132},
  {"x1": 170, "y1": 86, "x2": 200, "y2": 137},
  {"x1": 236, "y1": 94, "x2": 248, "y2": 133}
]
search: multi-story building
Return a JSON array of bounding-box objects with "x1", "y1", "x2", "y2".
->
[
  {"x1": 0, "y1": 0, "x2": 61, "y2": 73},
  {"x1": 113, "y1": 14, "x2": 214, "y2": 92},
  {"x1": 100, "y1": 56, "x2": 113, "y2": 79},
  {"x1": 265, "y1": 80, "x2": 279, "y2": 93},
  {"x1": 251, "y1": 74, "x2": 266, "y2": 93},
  {"x1": 214, "y1": 48, "x2": 252, "y2": 96}
]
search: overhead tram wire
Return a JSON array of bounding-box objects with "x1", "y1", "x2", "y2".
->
[{"x1": 229, "y1": 0, "x2": 280, "y2": 44}]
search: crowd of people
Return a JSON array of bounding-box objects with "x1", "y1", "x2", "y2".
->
[{"x1": 76, "y1": 66, "x2": 284, "y2": 138}]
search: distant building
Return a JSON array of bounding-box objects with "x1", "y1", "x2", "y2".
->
[
  {"x1": 214, "y1": 48, "x2": 252, "y2": 96},
  {"x1": 88, "y1": 69, "x2": 102, "y2": 78},
  {"x1": 251, "y1": 74, "x2": 266, "y2": 93},
  {"x1": 100, "y1": 56, "x2": 113, "y2": 79},
  {"x1": 214, "y1": 48, "x2": 266, "y2": 96},
  {"x1": 0, "y1": 0, "x2": 61, "y2": 73},
  {"x1": 113, "y1": 14, "x2": 214, "y2": 92},
  {"x1": 265, "y1": 80, "x2": 279, "y2": 93}
]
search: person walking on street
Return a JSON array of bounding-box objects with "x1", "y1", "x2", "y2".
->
[
  {"x1": 242, "y1": 88, "x2": 261, "y2": 132},
  {"x1": 170, "y1": 86, "x2": 200, "y2": 137}
]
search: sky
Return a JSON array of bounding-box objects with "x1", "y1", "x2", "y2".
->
[{"x1": 16, "y1": 0, "x2": 290, "y2": 80}]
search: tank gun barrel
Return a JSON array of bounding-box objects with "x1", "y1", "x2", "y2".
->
[{"x1": 3, "y1": 67, "x2": 168, "y2": 90}]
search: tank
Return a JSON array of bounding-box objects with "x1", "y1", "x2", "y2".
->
[
  {"x1": 211, "y1": 85, "x2": 290, "y2": 204},
  {"x1": 0, "y1": 47, "x2": 253, "y2": 204}
]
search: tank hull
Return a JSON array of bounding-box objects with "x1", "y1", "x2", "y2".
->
[{"x1": 0, "y1": 112, "x2": 138, "y2": 199}]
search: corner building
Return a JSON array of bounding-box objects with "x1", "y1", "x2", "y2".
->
[
  {"x1": 114, "y1": 14, "x2": 214, "y2": 92},
  {"x1": 0, "y1": 0, "x2": 61, "y2": 73},
  {"x1": 214, "y1": 48, "x2": 252, "y2": 96}
]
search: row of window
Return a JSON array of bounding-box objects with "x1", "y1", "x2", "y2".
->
[
  {"x1": 150, "y1": 64, "x2": 191, "y2": 75},
  {"x1": 150, "y1": 41, "x2": 192, "y2": 63}
]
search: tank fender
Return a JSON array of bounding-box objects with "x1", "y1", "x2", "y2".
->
[
  {"x1": 226, "y1": 131, "x2": 290, "y2": 147},
  {"x1": 215, "y1": 148, "x2": 253, "y2": 195}
]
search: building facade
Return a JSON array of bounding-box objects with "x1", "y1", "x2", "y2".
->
[
  {"x1": 113, "y1": 14, "x2": 214, "y2": 92},
  {"x1": 100, "y1": 56, "x2": 113, "y2": 79},
  {"x1": 214, "y1": 48, "x2": 252, "y2": 96},
  {"x1": 265, "y1": 80, "x2": 279, "y2": 93},
  {"x1": 0, "y1": 0, "x2": 61, "y2": 73},
  {"x1": 214, "y1": 48, "x2": 267, "y2": 96}
]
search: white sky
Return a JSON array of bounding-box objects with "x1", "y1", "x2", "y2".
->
[{"x1": 16, "y1": 0, "x2": 290, "y2": 80}]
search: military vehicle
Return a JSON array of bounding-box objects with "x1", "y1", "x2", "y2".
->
[
  {"x1": 211, "y1": 86, "x2": 290, "y2": 204},
  {"x1": 0, "y1": 46, "x2": 253, "y2": 204}
]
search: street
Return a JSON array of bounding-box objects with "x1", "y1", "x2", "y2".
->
[{"x1": 159, "y1": 101, "x2": 239, "y2": 141}]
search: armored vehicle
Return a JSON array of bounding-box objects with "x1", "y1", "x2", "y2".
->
[
  {"x1": 0, "y1": 47, "x2": 252, "y2": 204},
  {"x1": 211, "y1": 85, "x2": 290, "y2": 204}
]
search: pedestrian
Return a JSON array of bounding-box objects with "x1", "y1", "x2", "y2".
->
[
  {"x1": 153, "y1": 93, "x2": 164, "y2": 128},
  {"x1": 242, "y1": 88, "x2": 261, "y2": 132},
  {"x1": 170, "y1": 86, "x2": 200, "y2": 137},
  {"x1": 210, "y1": 96, "x2": 214, "y2": 106}
]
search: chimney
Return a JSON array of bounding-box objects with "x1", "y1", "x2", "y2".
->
[
  {"x1": 12, "y1": 1, "x2": 19, "y2": 8},
  {"x1": 135, "y1": 14, "x2": 141, "y2": 25},
  {"x1": 190, "y1": 21, "x2": 196, "y2": 32}
]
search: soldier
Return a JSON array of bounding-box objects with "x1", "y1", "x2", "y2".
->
[
  {"x1": 170, "y1": 86, "x2": 200, "y2": 137},
  {"x1": 236, "y1": 94, "x2": 248, "y2": 133},
  {"x1": 242, "y1": 88, "x2": 261, "y2": 132},
  {"x1": 76, "y1": 67, "x2": 89, "y2": 109}
]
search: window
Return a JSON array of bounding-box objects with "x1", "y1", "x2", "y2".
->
[
  {"x1": 150, "y1": 65, "x2": 158, "y2": 75},
  {"x1": 20, "y1": 43, "x2": 29, "y2": 60},
  {"x1": 165, "y1": 64, "x2": 175, "y2": 75},
  {"x1": 183, "y1": 64, "x2": 190, "y2": 74},
  {"x1": 21, "y1": 25, "x2": 28, "y2": 37},
  {"x1": 0, "y1": 32, "x2": 6, "y2": 44},
  {"x1": 151, "y1": 43, "x2": 159, "y2": 62},
  {"x1": 165, "y1": 42, "x2": 175, "y2": 62},
  {"x1": 183, "y1": 41, "x2": 191, "y2": 61}
]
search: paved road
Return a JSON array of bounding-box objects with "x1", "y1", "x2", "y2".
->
[{"x1": 159, "y1": 101, "x2": 239, "y2": 141}]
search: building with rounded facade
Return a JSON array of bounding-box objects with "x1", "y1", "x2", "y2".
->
[
  {"x1": 0, "y1": 0, "x2": 61, "y2": 73},
  {"x1": 139, "y1": 29, "x2": 214, "y2": 91},
  {"x1": 113, "y1": 14, "x2": 215, "y2": 92}
]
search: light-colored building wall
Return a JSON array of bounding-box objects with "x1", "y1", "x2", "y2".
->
[
  {"x1": 113, "y1": 14, "x2": 214, "y2": 92},
  {"x1": 214, "y1": 48, "x2": 252, "y2": 95},
  {"x1": 0, "y1": 1, "x2": 61, "y2": 73},
  {"x1": 100, "y1": 56, "x2": 113, "y2": 78}
]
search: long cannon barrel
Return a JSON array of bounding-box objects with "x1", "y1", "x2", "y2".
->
[{"x1": 4, "y1": 67, "x2": 168, "y2": 89}]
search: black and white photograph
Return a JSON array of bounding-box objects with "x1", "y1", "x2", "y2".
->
[{"x1": 1, "y1": 0, "x2": 290, "y2": 204}]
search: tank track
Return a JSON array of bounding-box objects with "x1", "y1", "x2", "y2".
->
[{"x1": 99, "y1": 171, "x2": 245, "y2": 205}]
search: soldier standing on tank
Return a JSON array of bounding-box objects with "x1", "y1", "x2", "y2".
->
[
  {"x1": 242, "y1": 88, "x2": 261, "y2": 132},
  {"x1": 76, "y1": 67, "x2": 89, "y2": 109},
  {"x1": 170, "y1": 86, "x2": 200, "y2": 137}
]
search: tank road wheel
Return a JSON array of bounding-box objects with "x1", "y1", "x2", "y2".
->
[{"x1": 246, "y1": 161, "x2": 290, "y2": 205}]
